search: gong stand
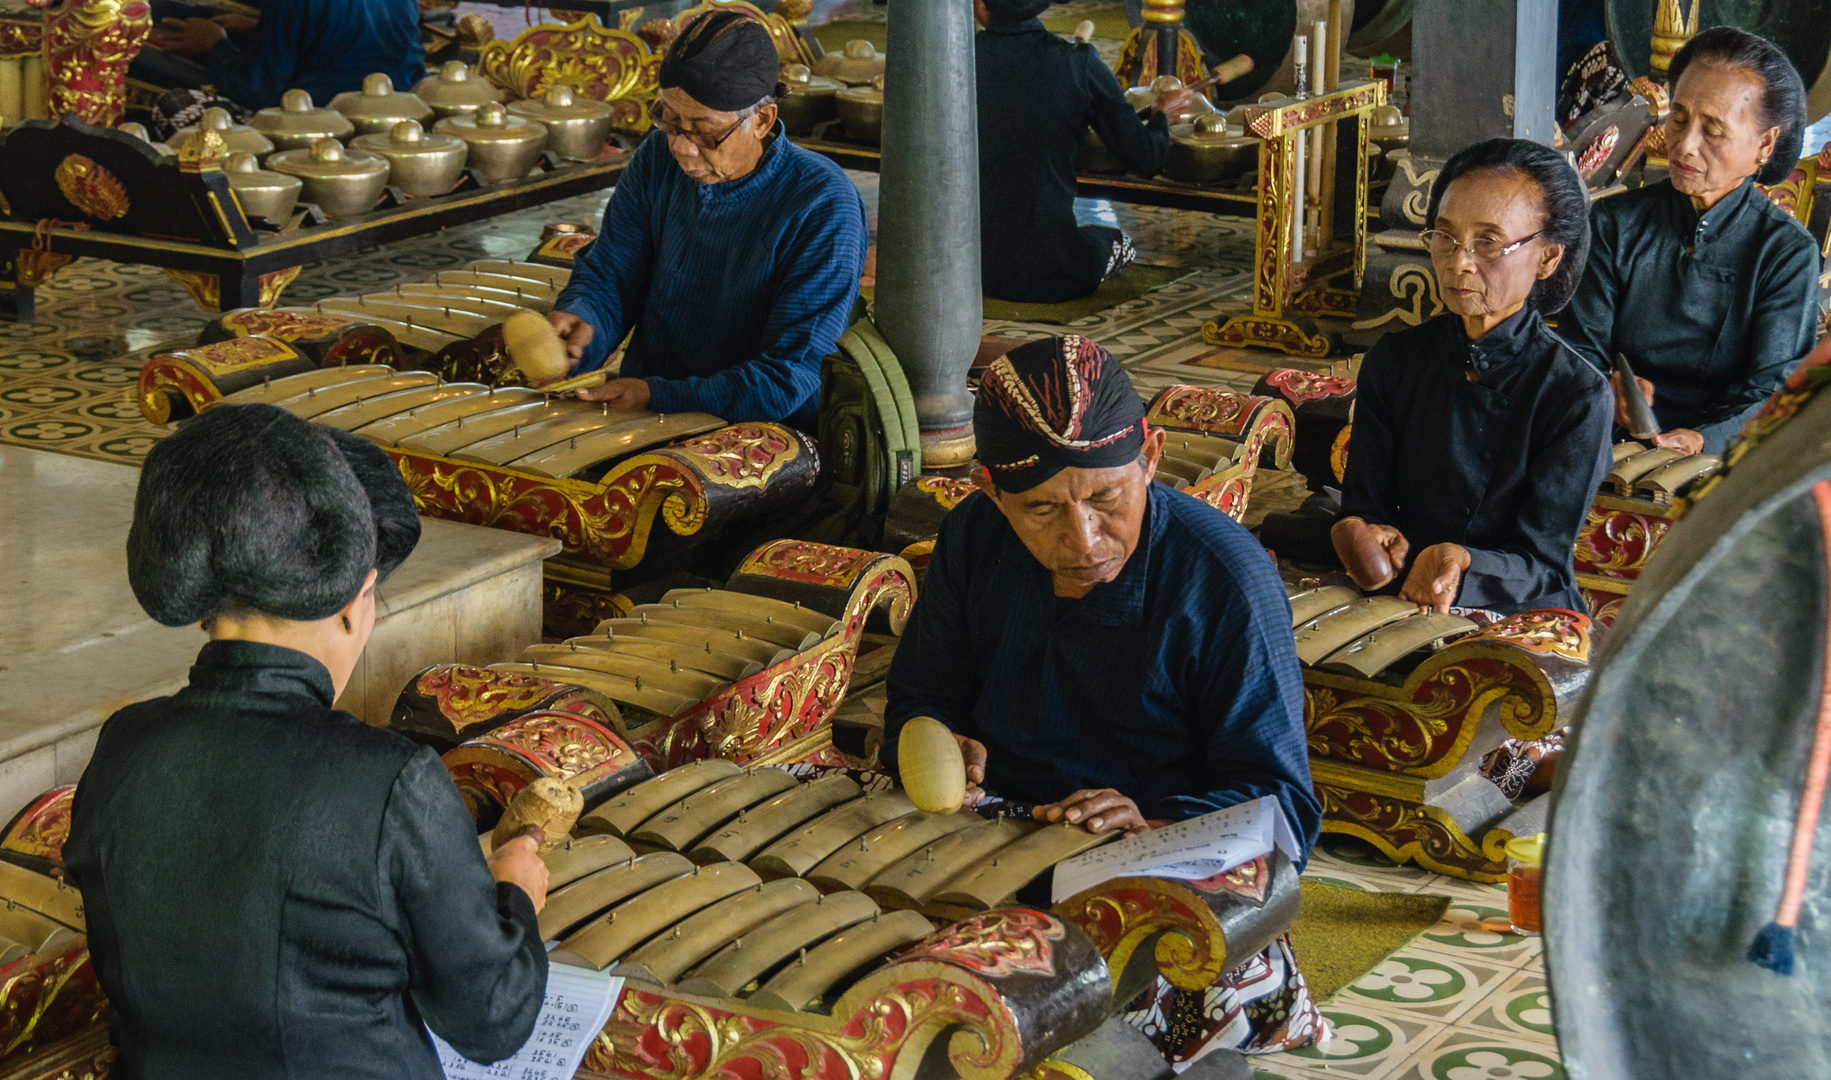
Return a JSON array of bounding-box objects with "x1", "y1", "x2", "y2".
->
[{"x1": 1201, "y1": 79, "x2": 1384, "y2": 359}]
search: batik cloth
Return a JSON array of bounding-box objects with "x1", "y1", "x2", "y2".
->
[{"x1": 1122, "y1": 935, "x2": 1325, "y2": 1069}]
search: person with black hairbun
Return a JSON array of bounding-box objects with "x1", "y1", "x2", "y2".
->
[
  {"x1": 63, "y1": 404, "x2": 551, "y2": 1080},
  {"x1": 1561, "y1": 26, "x2": 1821, "y2": 457},
  {"x1": 1332, "y1": 138, "x2": 1613, "y2": 615}
]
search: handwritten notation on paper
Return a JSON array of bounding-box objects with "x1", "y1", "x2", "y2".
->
[
  {"x1": 428, "y1": 961, "x2": 622, "y2": 1080},
  {"x1": 1050, "y1": 796, "x2": 1300, "y2": 903}
]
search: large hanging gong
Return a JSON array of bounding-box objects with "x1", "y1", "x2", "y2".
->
[
  {"x1": 1186, "y1": 0, "x2": 1356, "y2": 102},
  {"x1": 1546, "y1": 382, "x2": 1831, "y2": 1079}
]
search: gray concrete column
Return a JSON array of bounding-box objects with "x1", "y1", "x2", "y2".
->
[{"x1": 874, "y1": 0, "x2": 981, "y2": 469}]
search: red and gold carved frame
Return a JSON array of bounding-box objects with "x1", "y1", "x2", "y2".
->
[
  {"x1": 627, "y1": 543, "x2": 915, "y2": 771},
  {"x1": 0, "y1": 0, "x2": 151, "y2": 129},
  {"x1": 1573, "y1": 494, "x2": 1683, "y2": 629},
  {"x1": 0, "y1": 938, "x2": 112, "y2": 1079},
  {"x1": 587, "y1": 909, "x2": 1105, "y2": 1080},
  {"x1": 388, "y1": 421, "x2": 811, "y2": 573},
  {"x1": 418, "y1": 542, "x2": 915, "y2": 778},
  {"x1": 1305, "y1": 610, "x2": 1592, "y2": 880},
  {"x1": 477, "y1": 13, "x2": 658, "y2": 136},
  {"x1": 1202, "y1": 81, "x2": 1385, "y2": 358},
  {"x1": 1145, "y1": 385, "x2": 1297, "y2": 523}
]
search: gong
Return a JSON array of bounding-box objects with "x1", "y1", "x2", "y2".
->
[
  {"x1": 1547, "y1": 384, "x2": 1831, "y2": 1078},
  {"x1": 1604, "y1": 0, "x2": 1831, "y2": 124}
]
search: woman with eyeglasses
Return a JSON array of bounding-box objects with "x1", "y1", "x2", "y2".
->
[
  {"x1": 1560, "y1": 27, "x2": 1819, "y2": 457},
  {"x1": 1330, "y1": 138, "x2": 1612, "y2": 615}
]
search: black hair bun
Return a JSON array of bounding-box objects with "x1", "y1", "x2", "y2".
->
[
  {"x1": 318, "y1": 426, "x2": 421, "y2": 580},
  {"x1": 128, "y1": 403, "x2": 380, "y2": 626}
]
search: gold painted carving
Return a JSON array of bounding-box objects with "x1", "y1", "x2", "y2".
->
[
  {"x1": 257, "y1": 266, "x2": 301, "y2": 308},
  {"x1": 176, "y1": 128, "x2": 226, "y2": 172},
  {"x1": 1201, "y1": 81, "x2": 1384, "y2": 358},
  {"x1": 665, "y1": 422, "x2": 800, "y2": 490},
  {"x1": 162, "y1": 269, "x2": 220, "y2": 312},
  {"x1": 53, "y1": 155, "x2": 128, "y2": 220},
  {"x1": 1056, "y1": 878, "x2": 1226, "y2": 992},
  {"x1": 1316, "y1": 781, "x2": 1505, "y2": 881},
  {"x1": 601, "y1": 976, "x2": 1019, "y2": 1080},
  {"x1": 476, "y1": 13, "x2": 657, "y2": 129},
  {"x1": 1350, "y1": 261, "x2": 1443, "y2": 331}
]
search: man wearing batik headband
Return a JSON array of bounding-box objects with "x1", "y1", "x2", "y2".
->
[
  {"x1": 883, "y1": 335, "x2": 1318, "y2": 848},
  {"x1": 883, "y1": 337, "x2": 1322, "y2": 1063},
  {"x1": 548, "y1": 10, "x2": 867, "y2": 431}
]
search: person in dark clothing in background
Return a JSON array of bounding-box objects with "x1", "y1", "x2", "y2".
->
[
  {"x1": 65, "y1": 404, "x2": 550, "y2": 1080},
  {"x1": 1333, "y1": 139, "x2": 1612, "y2": 615},
  {"x1": 974, "y1": 0, "x2": 1192, "y2": 303},
  {"x1": 1559, "y1": 27, "x2": 1819, "y2": 457},
  {"x1": 142, "y1": 0, "x2": 423, "y2": 114}
]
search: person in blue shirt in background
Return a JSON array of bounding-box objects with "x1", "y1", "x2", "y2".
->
[
  {"x1": 145, "y1": 0, "x2": 423, "y2": 112},
  {"x1": 547, "y1": 11, "x2": 868, "y2": 432}
]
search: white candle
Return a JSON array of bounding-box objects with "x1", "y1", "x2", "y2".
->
[
  {"x1": 0, "y1": 59, "x2": 21, "y2": 129},
  {"x1": 1291, "y1": 33, "x2": 1308, "y2": 260},
  {"x1": 1307, "y1": 21, "x2": 1326, "y2": 256},
  {"x1": 20, "y1": 54, "x2": 46, "y2": 120}
]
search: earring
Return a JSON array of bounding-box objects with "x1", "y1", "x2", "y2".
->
[{"x1": 342, "y1": 615, "x2": 352, "y2": 632}]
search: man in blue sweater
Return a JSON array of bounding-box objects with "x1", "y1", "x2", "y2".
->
[
  {"x1": 548, "y1": 12, "x2": 868, "y2": 432},
  {"x1": 881, "y1": 334, "x2": 1323, "y2": 1066},
  {"x1": 151, "y1": 0, "x2": 423, "y2": 111}
]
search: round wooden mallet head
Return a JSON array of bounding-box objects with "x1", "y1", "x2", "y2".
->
[
  {"x1": 501, "y1": 309, "x2": 571, "y2": 383},
  {"x1": 491, "y1": 776, "x2": 584, "y2": 852},
  {"x1": 898, "y1": 716, "x2": 966, "y2": 814}
]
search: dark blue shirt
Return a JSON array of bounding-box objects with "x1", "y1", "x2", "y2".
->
[
  {"x1": 976, "y1": 18, "x2": 1170, "y2": 303},
  {"x1": 883, "y1": 483, "x2": 1320, "y2": 856},
  {"x1": 1560, "y1": 178, "x2": 1821, "y2": 454},
  {"x1": 1339, "y1": 308, "x2": 1612, "y2": 614},
  {"x1": 202, "y1": 0, "x2": 424, "y2": 111},
  {"x1": 553, "y1": 125, "x2": 868, "y2": 431}
]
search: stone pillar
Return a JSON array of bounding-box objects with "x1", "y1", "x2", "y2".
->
[
  {"x1": 875, "y1": 0, "x2": 980, "y2": 469},
  {"x1": 1348, "y1": 0, "x2": 1557, "y2": 345}
]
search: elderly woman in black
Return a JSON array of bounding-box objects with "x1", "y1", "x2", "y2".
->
[
  {"x1": 1561, "y1": 26, "x2": 1820, "y2": 456},
  {"x1": 64, "y1": 405, "x2": 550, "y2": 1080},
  {"x1": 1332, "y1": 139, "x2": 1613, "y2": 615}
]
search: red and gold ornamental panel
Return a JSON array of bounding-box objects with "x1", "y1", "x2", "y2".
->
[
  {"x1": 590, "y1": 909, "x2": 1106, "y2": 1080},
  {"x1": 1305, "y1": 610, "x2": 1592, "y2": 881}
]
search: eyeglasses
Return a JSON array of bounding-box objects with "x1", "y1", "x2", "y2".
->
[
  {"x1": 1420, "y1": 229, "x2": 1543, "y2": 263},
  {"x1": 648, "y1": 99, "x2": 754, "y2": 152}
]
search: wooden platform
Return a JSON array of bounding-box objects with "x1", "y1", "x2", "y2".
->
[{"x1": 0, "y1": 445, "x2": 558, "y2": 821}]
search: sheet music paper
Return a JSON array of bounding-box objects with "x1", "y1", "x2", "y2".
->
[
  {"x1": 1050, "y1": 796, "x2": 1300, "y2": 903},
  {"x1": 428, "y1": 962, "x2": 623, "y2": 1080}
]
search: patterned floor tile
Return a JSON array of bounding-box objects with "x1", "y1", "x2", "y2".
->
[
  {"x1": 1264, "y1": 1004, "x2": 1448, "y2": 1079},
  {"x1": 1454, "y1": 969, "x2": 1557, "y2": 1047},
  {"x1": 1333, "y1": 951, "x2": 1513, "y2": 1025},
  {"x1": 1408, "y1": 900, "x2": 1543, "y2": 970},
  {"x1": 1384, "y1": 1029, "x2": 1566, "y2": 1080}
]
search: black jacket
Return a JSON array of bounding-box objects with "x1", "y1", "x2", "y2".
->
[
  {"x1": 64, "y1": 640, "x2": 546, "y2": 1080},
  {"x1": 1560, "y1": 178, "x2": 1821, "y2": 454},
  {"x1": 1339, "y1": 309, "x2": 1613, "y2": 614},
  {"x1": 976, "y1": 18, "x2": 1169, "y2": 302}
]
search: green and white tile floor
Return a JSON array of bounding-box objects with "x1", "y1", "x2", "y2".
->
[{"x1": 0, "y1": 156, "x2": 1563, "y2": 1080}]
